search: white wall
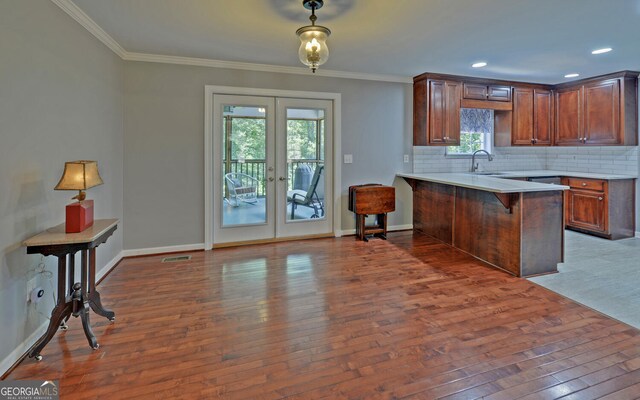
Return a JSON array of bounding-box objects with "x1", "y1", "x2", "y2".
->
[
  {"x1": 0, "y1": 0, "x2": 124, "y2": 373},
  {"x1": 123, "y1": 62, "x2": 413, "y2": 249}
]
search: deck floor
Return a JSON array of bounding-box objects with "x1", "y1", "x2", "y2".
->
[{"x1": 6, "y1": 232, "x2": 640, "y2": 399}]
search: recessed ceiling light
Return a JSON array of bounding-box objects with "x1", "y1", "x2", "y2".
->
[
  {"x1": 564, "y1": 73, "x2": 580, "y2": 78},
  {"x1": 591, "y1": 47, "x2": 612, "y2": 55},
  {"x1": 472, "y1": 62, "x2": 487, "y2": 68}
]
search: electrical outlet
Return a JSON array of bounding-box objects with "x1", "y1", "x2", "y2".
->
[
  {"x1": 27, "y1": 277, "x2": 38, "y2": 303},
  {"x1": 404, "y1": 154, "x2": 410, "y2": 163},
  {"x1": 343, "y1": 154, "x2": 353, "y2": 164}
]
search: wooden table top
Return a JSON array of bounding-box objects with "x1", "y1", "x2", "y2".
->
[{"x1": 23, "y1": 219, "x2": 119, "y2": 247}]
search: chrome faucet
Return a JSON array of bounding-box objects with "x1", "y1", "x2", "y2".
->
[{"x1": 470, "y1": 149, "x2": 494, "y2": 172}]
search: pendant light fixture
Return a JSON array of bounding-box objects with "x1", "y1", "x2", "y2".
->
[{"x1": 296, "y1": 0, "x2": 331, "y2": 73}]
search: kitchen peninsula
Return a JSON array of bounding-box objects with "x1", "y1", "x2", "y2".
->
[{"x1": 399, "y1": 173, "x2": 569, "y2": 277}]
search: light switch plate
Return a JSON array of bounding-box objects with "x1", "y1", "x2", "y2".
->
[
  {"x1": 404, "y1": 154, "x2": 410, "y2": 163},
  {"x1": 344, "y1": 154, "x2": 353, "y2": 164}
]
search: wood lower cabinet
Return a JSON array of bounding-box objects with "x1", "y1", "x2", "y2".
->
[
  {"x1": 512, "y1": 87, "x2": 553, "y2": 145},
  {"x1": 562, "y1": 178, "x2": 636, "y2": 239},
  {"x1": 414, "y1": 76, "x2": 461, "y2": 146},
  {"x1": 566, "y1": 188, "x2": 607, "y2": 233}
]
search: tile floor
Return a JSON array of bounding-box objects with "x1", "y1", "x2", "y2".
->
[{"x1": 529, "y1": 230, "x2": 640, "y2": 329}]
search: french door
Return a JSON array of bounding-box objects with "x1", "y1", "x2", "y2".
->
[{"x1": 212, "y1": 94, "x2": 333, "y2": 245}]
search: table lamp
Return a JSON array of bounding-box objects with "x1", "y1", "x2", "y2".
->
[{"x1": 54, "y1": 160, "x2": 103, "y2": 233}]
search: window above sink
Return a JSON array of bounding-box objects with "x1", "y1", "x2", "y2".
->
[{"x1": 445, "y1": 108, "x2": 493, "y2": 158}]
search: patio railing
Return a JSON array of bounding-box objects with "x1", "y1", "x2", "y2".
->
[{"x1": 223, "y1": 159, "x2": 323, "y2": 197}]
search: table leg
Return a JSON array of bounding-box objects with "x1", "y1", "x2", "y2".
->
[
  {"x1": 29, "y1": 256, "x2": 72, "y2": 360},
  {"x1": 87, "y1": 248, "x2": 115, "y2": 321},
  {"x1": 61, "y1": 253, "x2": 75, "y2": 330},
  {"x1": 71, "y1": 281, "x2": 98, "y2": 349}
]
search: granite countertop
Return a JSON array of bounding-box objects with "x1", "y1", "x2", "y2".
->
[{"x1": 397, "y1": 173, "x2": 570, "y2": 193}]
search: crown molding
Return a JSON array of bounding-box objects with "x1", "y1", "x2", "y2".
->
[
  {"x1": 123, "y1": 52, "x2": 413, "y2": 83},
  {"x1": 51, "y1": 0, "x2": 127, "y2": 58},
  {"x1": 51, "y1": 0, "x2": 412, "y2": 84}
]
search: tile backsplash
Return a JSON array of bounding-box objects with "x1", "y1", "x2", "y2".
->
[{"x1": 414, "y1": 146, "x2": 638, "y2": 176}]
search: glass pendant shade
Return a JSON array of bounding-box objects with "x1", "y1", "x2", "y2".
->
[{"x1": 296, "y1": 25, "x2": 330, "y2": 72}]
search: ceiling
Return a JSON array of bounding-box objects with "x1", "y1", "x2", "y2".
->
[{"x1": 70, "y1": 0, "x2": 640, "y2": 83}]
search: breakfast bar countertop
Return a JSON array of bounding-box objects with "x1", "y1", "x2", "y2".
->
[{"x1": 396, "y1": 173, "x2": 570, "y2": 193}]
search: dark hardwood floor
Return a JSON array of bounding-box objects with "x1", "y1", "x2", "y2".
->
[{"x1": 6, "y1": 232, "x2": 640, "y2": 399}]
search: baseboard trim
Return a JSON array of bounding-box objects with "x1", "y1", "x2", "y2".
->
[
  {"x1": 122, "y1": 243, "x2": 206, "y2": 257},
  {"x1": 338, "y1": 224, "x2": 413, "y2": 236},
  {"x1": 96, "y1": 250, "x2": 123, "y2": 283},
  {"x1": 0, "y1": 321, "x2": 48, "y2": 379}
]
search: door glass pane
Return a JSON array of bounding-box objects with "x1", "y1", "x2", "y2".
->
[
  {"x1": 222, "y1": 105, "x2": 267, "y2": 226},
  {"x1": 285, "y1": 108, "x2": 325, "y2": 222}
]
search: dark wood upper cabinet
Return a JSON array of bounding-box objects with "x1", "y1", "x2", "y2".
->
[
  {"x1": 463, "y1": 83, "x2": 511, "y2": 102},
  {"x1": 583, "y1": 79, "x2": 620, "y2": 145},
  {"x1": 512, "y1": 87, "x2": 553, "y2": 146},
  {"x1": 534, "y1": 89, "x2": 553, "y2": 145},
  {"x1": 554, "y1": 72, "x2": 637, "y2": 146},
  {"x1": 488, "y1": 86, "x2": 512, "y2": 102},
  {"x1": 414, "y1": 76, "x2": 461, "y2": 146},
  {"x1": 554, "y1": 86, "x2": 582, "y2": 145},
  {"x1": 414, "y1": 71, "x2": 638, "y2": 147},
  {"x1": 512, "y1": 88, "x2": 535, "y2": 145},
  {"x1": 463, "y1": 83, "x2": 487, "y2": 100}
]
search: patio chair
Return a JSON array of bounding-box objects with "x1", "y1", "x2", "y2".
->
[
  {"x1": 287, "y1": 165, "x2": 325, "y2": 219},
  {"x1": 225, "y1": 172, "x2": 258, "y2": 206}
]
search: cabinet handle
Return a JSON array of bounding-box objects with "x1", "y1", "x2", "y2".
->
[
  {"x1": 582, "y1": 182, "x2": 587, "y2": 186},
  {"x1": 598, "y1": 197, "x2": 603, "y2": 201},
  {"x1": 268, "y1": 177, "x2": 274, "y2": 182},
  {"x1": 278, "y1": 177, "x2": 287, "y2": 181}
]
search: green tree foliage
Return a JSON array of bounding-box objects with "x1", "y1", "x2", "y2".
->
[
  {"x1": 447, "y1": 132, "x2": 483, "y2": 155},
  {"x1": 228, "y1": 118, "x2": 266, "y2": 160}
]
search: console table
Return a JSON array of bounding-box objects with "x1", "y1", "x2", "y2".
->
[{"x1": 23, "y1": 219, "x2": 118, "y2": 360}]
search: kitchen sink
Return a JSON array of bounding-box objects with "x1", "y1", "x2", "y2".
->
[{"x1": 465, "y1": 172, "x2": 507, "y2": 176}]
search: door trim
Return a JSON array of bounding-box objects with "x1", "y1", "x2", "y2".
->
[{"x1": 204, "y1": 85, "x2": 342, "y2": 250}]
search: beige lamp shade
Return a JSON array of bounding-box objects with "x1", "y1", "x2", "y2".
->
[{"x1": 54, "y1": 160, "x2": 103, "y2": 200}]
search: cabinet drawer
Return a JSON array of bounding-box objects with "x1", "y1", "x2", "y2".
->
[{"x1": 567, "y1": 178, "x2": 605, "y2": 191}]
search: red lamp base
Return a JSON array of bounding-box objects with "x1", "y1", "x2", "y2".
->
[{"x1": 65, "y1": 200, "x2": 94, "y2": 233}]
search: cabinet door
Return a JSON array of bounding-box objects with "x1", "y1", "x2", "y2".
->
[
  {"x1": 488, "y1": 86, "x2": 512, "y2": 102},
  {"x1": 566, "y1": 189, "x2": 607, "y2": 233},
  {"x1": 533, "y1": 89, "x2": 553, "y2": 145},
  {"x1": 555, "y1": 87, "x2": 582, "y2": 145},
  {"x1": 463, "y1": 83, "x2": 487, "y2": 100},
  {"x1": 444, "y1": 81, "x2": 462, "y2": 145},
  {"x1": 413, "y1": 79, "x2": 428, "y2": 146},
  {"x1": 428, "y1": 80, "x2": 461, "y2": 145},
  {"x1": 584, "y1": 79, "x2": 620, "y2": 145},
  {"x1": 428, "y1": 80, "x2": 447, "y2": 144},
  {"x1": 512, "y1": 88, "x2": 535, "y2": 145}
]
